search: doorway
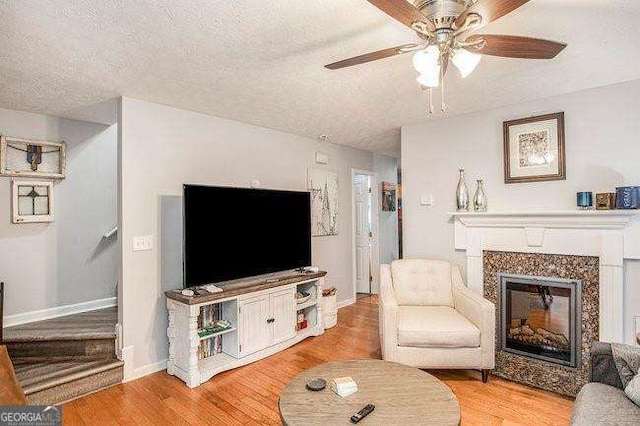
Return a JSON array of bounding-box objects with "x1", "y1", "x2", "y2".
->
[{"x1": 352, "y1": 169, "x2": 379, "y2": 301}]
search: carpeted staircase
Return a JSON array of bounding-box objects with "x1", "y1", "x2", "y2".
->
[{"x1": 4, "y1": 307, "x2": 123, "y2": 405}]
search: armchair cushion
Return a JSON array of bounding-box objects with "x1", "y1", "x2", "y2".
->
[
  {"x1": 397, "y1": 306, "x2": 480, "y2": 348},
  {"x1": 391, "y1": 259, "x2": 453, "y2": 306}
]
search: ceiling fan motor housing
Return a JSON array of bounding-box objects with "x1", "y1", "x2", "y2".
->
[{"x1": 413, "y1": 0, "x2": 473, "y2": 29}]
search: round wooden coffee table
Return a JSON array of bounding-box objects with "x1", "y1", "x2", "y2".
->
[{"x1": 279, "y1": 359, "x2": 460, "y2": 425}]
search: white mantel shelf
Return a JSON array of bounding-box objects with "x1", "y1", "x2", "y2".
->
[
  {"x1": 449, "y1": 210, "x2": 640, "y2": 229},
  {"x1": 451, "y1": 209, "x2": 640, "y2": 345}
]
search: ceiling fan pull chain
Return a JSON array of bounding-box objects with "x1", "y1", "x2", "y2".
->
[
  {"x1": 441, "y1": 62, "x2": 447, "y2": 113},
  {"x1": 428, "y1": 87, "x2": 434, "y2": 115}
]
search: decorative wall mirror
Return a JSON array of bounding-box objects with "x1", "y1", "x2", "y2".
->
[
  {"x1": 11, "y1": 180, "x2": 55, "y2": 223},
  {"x1": 0, "y1": 135, "x2": 66, "y2": 179}
]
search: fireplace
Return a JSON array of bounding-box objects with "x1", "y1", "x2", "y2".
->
[
  {"x1": 499, "y1": 274, "x2": 581, "y2": 368},
  {"x1": 450, "y1": 209, "x2": 634, "y2": 396}
]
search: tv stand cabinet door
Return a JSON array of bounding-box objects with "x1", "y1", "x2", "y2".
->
[
  {"x1": 238, "y1": 295, "x2": 270, "y2": 357},
  {"x1": 270, "y1": 287, "x2": 296, "y2": 345}
]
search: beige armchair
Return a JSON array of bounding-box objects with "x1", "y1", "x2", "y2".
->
[{"x1": 379, "y1": 259, "x2": 495, "y2": 382}]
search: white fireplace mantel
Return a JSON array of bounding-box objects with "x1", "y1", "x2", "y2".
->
[
  {"x1": 451, "y1": 210, "x2": 640, "y2": 344},
  {"x1": 451, "y1": 210, "x2": 640, "y2": 229}
]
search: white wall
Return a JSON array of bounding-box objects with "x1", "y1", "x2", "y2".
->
[
  {"x1": 401, "y1": 79, "x2": 640, "y2": 344},
  {"x1": 0, "y1": 107, "x2": 117, "y2": 318},
  {"x1": 118, "y1": 97, "x2": 374, "y2": 375},
  {"x1": 373, "y1": 153, "x2": 399, "y2": 271}
]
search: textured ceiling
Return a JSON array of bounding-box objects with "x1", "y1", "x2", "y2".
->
[{"x1": 1, "y1": 0, "x2": 640, "y2": 154}]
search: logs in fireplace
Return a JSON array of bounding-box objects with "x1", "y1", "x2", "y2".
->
[{"x1": 499, "y1": 274, "x2": 581, "y2": 368}]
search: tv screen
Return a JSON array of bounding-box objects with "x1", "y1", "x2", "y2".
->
[{"x1": 183, "y1": 185, "x2": 311, "y2": 287}]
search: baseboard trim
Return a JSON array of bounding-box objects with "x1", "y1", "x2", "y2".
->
[
  {"x1": 4, "y1": 297, "x2": 117, "y2": 327},
  {"x1": 124, "y1": 359, "x2": 168, "y2": 383},
  {"x1": 337, "y1": 298, "x2": 355, "y2": 309}
]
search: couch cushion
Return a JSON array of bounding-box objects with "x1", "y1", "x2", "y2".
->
[
  {"x1": 391, "y1": 259, "x2": 453, "y2": 306},
  {"x1": 626, "y1": 373, "x2": 640, "y2": 406},
  {"x1": 397, "y1": 306, "x2": 480, "y2": 348},
  {"x1": 570, "y1": 382, "x2": 640, "y2": 425}
]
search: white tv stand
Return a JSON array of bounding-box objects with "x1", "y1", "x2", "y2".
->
[{"x1": 165, "y1": 271, "x2": 326, "y2": 388}]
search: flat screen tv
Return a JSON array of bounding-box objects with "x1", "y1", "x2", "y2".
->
[{"x1": 183, "y1": 185, "x2": 311, "y2": 287}]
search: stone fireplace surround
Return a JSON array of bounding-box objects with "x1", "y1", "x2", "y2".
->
[
  {"x1": 485, "y1": 251, "x2": 598, "y2": 396},
  {"x1": 451, "y1": 210, "x2": 640, "y2": 395}
]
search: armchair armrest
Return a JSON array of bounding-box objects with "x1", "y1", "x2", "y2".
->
[
  {"x1": 379, "y1": 264, "x2": 398, "y2": 360},
  {"x1": 451, "y1": 267, "x2": 495, "y2": 329},
  {"x1": 451, "y1": 266, "x2": 495, "y2": 368}
]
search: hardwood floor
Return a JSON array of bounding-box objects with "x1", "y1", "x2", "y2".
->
[{"x1": 62, "y1": 296, "x2": 573, "y2": 425}]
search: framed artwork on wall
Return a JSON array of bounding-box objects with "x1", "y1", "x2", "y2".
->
[
  {"x1": 307, "y1": 168, "x2": 338, "y2": 236},
  {"x1": 503, "y1": 112, "x2": 565, "y2": 184},
  {"x1": 381, "y1": 182, "x2": 396, "y2": 211},
  {"x1": 0, "y1": 135, "x2": 66, "y2": 179},
  {"x1": 11, "y1": 180, "x2": 55, "y2": 224}
]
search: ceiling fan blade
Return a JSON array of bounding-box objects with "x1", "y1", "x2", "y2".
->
[
  {"x1": 456, "y1": 0, "x2": 531, "y2": 29},
  {"x1": 367, "y1": 0, "x2": 435, "y2": 33},
  {"x1": 468, "y1": 34, "x2": 567, "y2": 59},
  {"x1": 325, "y1": 44, "x2": 420, "y2": 70}
]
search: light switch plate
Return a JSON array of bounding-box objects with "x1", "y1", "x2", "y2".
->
[
  {"x1": 420, "y1": 194, "x2": 434, "y2": 206},
  {"x1": 133, "y1": 235, "x2": 154, "y2": 251}
]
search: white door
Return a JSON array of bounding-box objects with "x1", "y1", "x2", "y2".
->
[
  {"x1": 238, "y1": 295, "x2": 270, "y2": 357},
  {"x1": 270, "y1": 287, "x2": 296, "y2": 345},
  {"x1": 354, "y1": 175, "x2": 372, "y2": 294}
]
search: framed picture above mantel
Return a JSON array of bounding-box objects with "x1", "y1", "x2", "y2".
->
[{"x1": 503, "y1": 112, "x2": 565, "y2": 184}]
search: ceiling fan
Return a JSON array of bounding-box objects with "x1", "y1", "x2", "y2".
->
[{"x1": 325, "y1": 0, "x2": 567, "y2": 113}]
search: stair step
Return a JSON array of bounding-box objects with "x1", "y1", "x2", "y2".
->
[
  {"x1": 4, "y1": 307, "x2": 117, "y2": 359},
  {"x1": 12, "y1": 358, "x2": 124, "y2": 405},
  {"x1": 4, "y1": 307, "x2": 117, "y2": 342},
  {"x1": 3, "y1": 307, "x2": 122, "y2": 404},
  {"x1": 7, "y1": 339, "x2": 115, "y2": 359}
]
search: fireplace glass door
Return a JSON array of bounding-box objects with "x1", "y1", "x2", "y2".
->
[{"x1": 499, "y1": 274, "x2": 581, "y2": 367}]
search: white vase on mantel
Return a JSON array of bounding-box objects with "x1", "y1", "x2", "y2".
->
[{"x1": 473, "y1": 179, "x2": 488, "y2": 212}]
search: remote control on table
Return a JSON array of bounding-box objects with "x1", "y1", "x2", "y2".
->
[{"x1": 350, "y1": 404, "x2": 375, "y2": 423}]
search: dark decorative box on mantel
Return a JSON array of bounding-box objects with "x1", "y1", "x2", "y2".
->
[{"x1": 616, "y1": 186, "x2": 640, "y2": 209}]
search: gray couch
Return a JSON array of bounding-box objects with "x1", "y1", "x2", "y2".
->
[{"x1": 570, "y1": 342, "x2": 640, "y2": 425}]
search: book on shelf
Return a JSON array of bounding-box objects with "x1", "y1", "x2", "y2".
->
[
  {"x1": 296, "y1": 312, "x2": 308, "y2": 331},
  {"x1": 200, "y1": 304, "x2": 220, "y2": 329},
  {"x1": 198, "y1": 320, "x2": 233, "y2": 338},
  {"x1": 198, "y1": 304, "x2": 233, "y2": 337},
  {"x1": 197, "y1": 304, "x2": 230, "y2": 359},
  {"x1": 198, "y1": 335, "x2": 223, "y2": 360}
]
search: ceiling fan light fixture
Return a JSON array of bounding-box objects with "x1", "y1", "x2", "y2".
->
[
  {"x1": 452, "y1": 48, "x2": 482, "y2": 78},
  {"x1": 412, "y1": 45, "x2": 440, "y2": 74},
  {"x1": 416, "y1": 70, "x2": 440, "y2": 88},
  {"x1": 414, "y1": 45, "x2": 441, "y2": 87}
]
